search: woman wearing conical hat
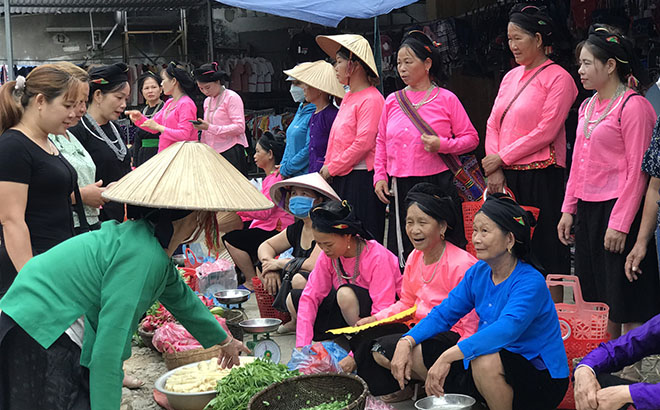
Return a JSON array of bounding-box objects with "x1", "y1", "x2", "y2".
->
[
  {"x1": 316, "y1": 34, "x2": 387, "y2": 242},
  {"x1": 0, "y1": 142, "x2": 261, "y2": 410}
]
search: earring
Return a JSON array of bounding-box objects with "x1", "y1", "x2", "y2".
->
[{"x1": 507, "y1": 247, "x2": 513, "y2": 254}]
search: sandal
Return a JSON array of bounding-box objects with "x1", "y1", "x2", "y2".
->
[
  {"x1": 276, "y1": 323, "x2": 296, "y2": 335},
  {"x1": 379, "y1": 384, "x2": 415, "y2": 403},
  {"x1": 122, "y1": 374, "x2": 144, "y2": 389}
]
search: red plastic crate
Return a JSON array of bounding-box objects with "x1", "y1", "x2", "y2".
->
[{"x1": 252, "y1": 277, "x2": 291, "y2": 324}]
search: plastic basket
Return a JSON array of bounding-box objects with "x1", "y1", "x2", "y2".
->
[
  {"x1": 547, "y1": 275, "x2": 610, "y2": 409},
  {"x1": 252, "y1": 277, "x2": 291, "y2": 324}
]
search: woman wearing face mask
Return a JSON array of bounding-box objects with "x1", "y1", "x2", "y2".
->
[
  {"x1": 0, "y1": 142, "x2": 252, "y2": 410},
  {"x1": 483, "y1": 5, "x2": 577, "y2": 277},
  {"x1": 68, "y1": 63, "x2": 132, "y2": 222},
  {"x1": 558, "y1": 25, "x2": 660, "y2": 339},
  {"x1": 126, "y1": 62, "x2": 198, "y2": 152},
  {"x1": 0, "y1": 64, "x2": 86, "y2": 299},
  {"x1": 192, "y1": 63, "x2": 249, "y2": 176},
  {"x1": 282, "y1": 61, "x2": 344, "y2": 174},
  {"x1": 290, "y1": 200, "x2": 402, "y2": 348},
  {"x1": 257, "y1": 173, "x2": 341, "y2": 333},
  {"x1": 374, "y1": 30, "x2": 478, "y2": 265},
  {"x1": 316, "y1": 34, "x2": 387, "y2": 243},
  {"x1": 279, "y1": 70, "x2": 316, "y2": 178},
  {"x1": 131, "y1": 72, "x2": 164, "y2": 167},
  {"x1": 222, "y1": 132, "x2": 294, "y2": 290}
]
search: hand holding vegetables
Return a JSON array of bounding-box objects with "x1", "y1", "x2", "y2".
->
[{"x1": 217, "y1": 336, "x2": 251, "y2": 369}]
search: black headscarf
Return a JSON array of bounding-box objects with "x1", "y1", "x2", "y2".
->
[
  {"x1": 89, "y1": 63, "x2": 129, "y2": 97},
  {"x1": 509, "y1": 4, "x2": 554, "y2": 46},
  {"x1": 165, "y1": 62, "x2": 197, "y2": 96},
  {"x1": 399, "y1": 30, "x2": 445, "y2": 83},
  {"x1": 405, "y1": 182, "x2": 465, "y2": 247},
  {"x1": 585, "y1": 24, "x2": 650, "y2": 88},
  {"x1": 193, "y1": 62, "x2": 230, "y2": 84},
  {"x1": 257, "y1": 131, "x2": 286, "y2": 165},
  {"x1": 477, "y1": 193, "x2": 541, "y2": 270},
  {"x1": 138, "y1": 71, "x2": 161, "y2": 93},
  {"x1": 126, "y1": 205, "x2": 192, "y2": 248},
  {"x1": 310, "y1": 200, "x2": 373, "y2": 240}
]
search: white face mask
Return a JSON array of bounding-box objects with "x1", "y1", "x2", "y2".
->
[{"x1": 289, "y1": 84, "x2": 306, "y2": 103}]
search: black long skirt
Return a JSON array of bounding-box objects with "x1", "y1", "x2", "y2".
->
[
  {"x1": 221, "y1": 143, "x2": 249, "y2": 177},
  {"x1": 503, "y1": 166, "x2": 570, "y2": 274},
  {"x1": 575, "y1": 199, "x2": 660, "y2": 323},
  {"x1": 331, "y1": 170, "x2": 386, "y2": 244}
]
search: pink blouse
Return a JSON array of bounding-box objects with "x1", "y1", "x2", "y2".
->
[
  {"x1": 236, "y1": 171, "x2": 293, "y2": 232},
  {"x1": 562, "y1": 90, "x2": 656, "y2": 233},
  {"x1": 374, "y1": 88, "x2": 479, "y2": 185},
  {"x1": 485, "y1": 60, "x2": 577, "y2": 167},
  {"x1": 201, "y1": 89, "x2": 248, "y2": 154},
  {"x1": 324, "y1": 87, "x2": 385, "y2": 177},
  {"x1": 295, "y1": 240, "x2": 402, "y2": 347},
  {"x1": 373, "y1": 244, "x2": 479, "y2": 340},
  {"x1": 135, "y1": 95, "x2": 198, "y2": 152}
]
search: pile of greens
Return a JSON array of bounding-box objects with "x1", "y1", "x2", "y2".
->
[
  {"x1": 204, "y1": 359, "x2": 299, "y2": 410},
  {"x1": 298, "y1": 395, "x2": 351, "y2": 410}
]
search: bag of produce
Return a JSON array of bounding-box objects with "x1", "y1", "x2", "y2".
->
[{"x1": 286, "y1": 341, "x2": 348, "y2": 375}]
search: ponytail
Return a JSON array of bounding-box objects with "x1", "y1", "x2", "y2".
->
[{"x1": 0, "y1": 81, "x2": 23, "y2": 133}]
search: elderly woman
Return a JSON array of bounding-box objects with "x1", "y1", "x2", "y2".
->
[
  {"x1": 317, "y1": 34, "x2": 387, "y2": 242},
  {"x1": 222, "y1": 132, "x2": 294, "y2": 290},
  {"x1": 131, "y1": 71, "x2": 164, "y2": 167},
  {"x1": 193, "y1": 63, "x2": 249, "y2": 175},
  {"x1": 558, "y1": 25, "x2": 660, "y2": 339},
  {"x1": 483, "y1": 4, "x2": 577, "y2": 276},
  {"x1": 390, "y1": 193, "x2": 568, "y2": 410},
  {"x1": 291, "y1": 200, "x2": 401, "y2": 348},
  {"x1": 341, "y1": 183, "x2": 478, "y2": 402},
  {"x1": 374, "y1": 30, "x2": 479, "y2": 264}
]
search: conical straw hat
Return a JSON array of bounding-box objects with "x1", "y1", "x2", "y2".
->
[
  {"x1": 103, "y1": 141, "x2": 273, "y2": 211},
  {"x1": 270, "y1": 172, "x2": 340, "y2": 214},
  {"x1": 316, "y1": 34, "x2": 379, "y2": 79},
  {"x1": 283, "y1": 61, "x2": 346, "y2": 99}
]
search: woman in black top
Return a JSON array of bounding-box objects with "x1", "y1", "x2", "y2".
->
[
  {"x1": 0, "y1": 64, "x2": 88, "y2": 297},
  {"x1": 68, "y1": 63, "x2": 131, "y2": 222},
  {"x1": 132, "y1": 72, "x2": 164, "y2": 167}
]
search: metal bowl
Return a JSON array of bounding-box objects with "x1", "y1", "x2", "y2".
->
[
  {"x1": 415, "y1": 394, "x2": 476, "y2": 410},
  {"x1": 214, "y1": 289, "x2": 250, "y2": 305},
  {"x1": 239, "y1": 318, "x2": 282, "y2": 333}
]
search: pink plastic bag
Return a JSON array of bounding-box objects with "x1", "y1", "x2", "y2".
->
[{"x1": 152, "y1": 316, "x2": 230, "y2": 354}]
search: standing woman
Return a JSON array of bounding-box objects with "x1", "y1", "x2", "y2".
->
[
  {"x1": 0, "y1": 65, "x2": 83, "y2": 297},
  {"x1": 282, "y1": 61, "x2": 343, "y2": 174},
  {"x1": 482, "y1": 5, "x2": 577, "y2": 275},
  {"x1": 558, "y1": 25, "x2": 660, "y2": 339},
  {"x1": 317, "y1": 34, "x2": 387, "y2": 242},
  {"x1": 68, "y1": 63, "x2": 132, "y2": 222},
  {"x1": 193, "y1": 63, "x2": 249, "y2": 175},
  {"x1": 132, "y1": 72, "x2": 164, "y2": 167},
  {"x1": 126, "y1": 62, "x2": 198, "y2": 152},
  {"x1": 375, "y1": 30, "x2": 479, "y2": 264}
]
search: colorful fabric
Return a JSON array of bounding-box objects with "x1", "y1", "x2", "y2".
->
[
  {"x1": 308, "y1": 105, "x2": 338, "y2": 173},
  {"x1": 201, "y1": 89, "x2": 248, "y2": 154},
  {"x1": 280, "y1": 103, "x2": 316, "y2": 178},
  {"x1": 134, "y1": 95, "x2": 198, "y2": 152},
  {"x1": 236, "y1": 171, "x2": 294, "y2": 231}
]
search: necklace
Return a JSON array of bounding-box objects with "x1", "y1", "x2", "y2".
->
[
  {"x1": 582, "y1": 83, "x2": 626, "y2": 140},
  {"x1": 206, "y1": 87, "x2": 226, "y2": 120},
  {"x1": 408, "y1": 84, "x2": 438, "y2": 109},
  {"x1": 421, "y1": 245, "x2": 446, "y2": 284},
  {"x1": 82, "y1": 113, "x2": 127, "y2": 161},
  {"x1": 142, "y1": 100, "x2": 163, "y2": 118},
  {"x1": 332, "y1": 239, "x2": 364, "y2": 283}
]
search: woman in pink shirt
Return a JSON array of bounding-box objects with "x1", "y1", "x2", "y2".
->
[
  {"x1": 316, "y1": 34, "x2": 387, "y2": 243},
  {"x1": 558, "y1": 25, "x2": 660, "y2": 338},
  {"x1": 193, "y1": 63, "x2": 249, "y2": 176},
  {"x1": 344, "y1": 183, "x2": 478, "y2": 401},
  {"x1": 126, "y1": 63, "x2": 198, "y2": 152},
  {"x1": 483, "y1": 5, "x2": 577, "y2": 276},
  {"x1": 222, "y1": 132, "x2": 294, "y2": 290},
  {"x1": 290, "y1": 200, "x2": 401, "y2": 348},
  {"x1": 374, "y1": 30, "x2": 479, "y2": 265}
]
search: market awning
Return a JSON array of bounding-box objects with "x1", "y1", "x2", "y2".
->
[
  {"x1": 214, "y1": 0, "x2": 418, "y2": 27},
  {"x1": 1, "y1": 0, "x2": 203, "y2": 13}
]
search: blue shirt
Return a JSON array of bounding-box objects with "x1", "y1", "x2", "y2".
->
[
  {"x1": 405, "y1": 260, "x2": 568, "y2": 379},
  {"x1": 280, "y1": 102, "x2": 316, "y2": 177}
]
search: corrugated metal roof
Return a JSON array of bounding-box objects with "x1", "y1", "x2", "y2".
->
[{"x1": 2, "y1": 0, "x2": 204, "y2": 13}]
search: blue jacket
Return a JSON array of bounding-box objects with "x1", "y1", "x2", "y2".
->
[
  {"x1": 280, "y1": 102, "x2": 316, "y2": 177},
  {"x1": 405, "y1": 260, "x2": 568, "y2": 378}
]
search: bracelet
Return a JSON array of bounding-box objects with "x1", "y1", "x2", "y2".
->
[
  {"x1": 218, "y1": 335, "x2": 234, "y2": 348},
  {"x1": 399, "y1": 336, "x2": 414, "y2": 350}
]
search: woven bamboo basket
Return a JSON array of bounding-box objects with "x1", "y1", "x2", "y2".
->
[
  {"x1": 247, "y1": 373, "x2": 369, "y2": 410},
  {"x1": 162, "y1": 344, "x2": 222, "y2": 370},
  {"x1": 137, "y1": 327, "x2": 157, "y2": 351}
]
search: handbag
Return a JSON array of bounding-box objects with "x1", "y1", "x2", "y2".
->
[
  {"x1": 272, "y1": 257, "x2": 306, "y2": 312},
  {"x1": 395, "y1": 89, "x2": 486, "y2": 202}
]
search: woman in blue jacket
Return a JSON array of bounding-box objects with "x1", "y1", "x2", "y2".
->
[{"x1": 279, "y1": 73, "x2": 315, "y2": 178}]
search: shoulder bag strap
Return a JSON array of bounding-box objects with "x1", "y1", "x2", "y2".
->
[
  {"x1": 499, "y1": 62, "x2": 556, "y2": 127},
  {"x1": 394, "y1": 89, "x2": 463, "y2": 173}
]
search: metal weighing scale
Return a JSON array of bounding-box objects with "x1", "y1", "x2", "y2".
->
[
  {"x1": 238, "y1": 318, "x2": 282, "y2": 363},
  {"x1": 214, "y1": 289, "x2": 251, "y2": 309}
]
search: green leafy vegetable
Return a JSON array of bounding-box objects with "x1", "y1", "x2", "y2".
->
[{"x1": 298, "y1": 397, "x2": 351, "y2": 410}]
